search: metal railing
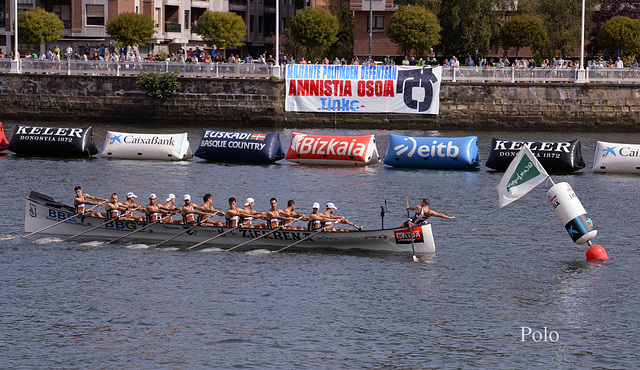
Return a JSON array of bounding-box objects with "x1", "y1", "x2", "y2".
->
[{"x1": 3, "y1": 59, "x2": 640, "y2": 83}]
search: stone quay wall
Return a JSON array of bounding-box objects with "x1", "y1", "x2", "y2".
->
[{"x1": 0, "y1": 74, "x2": 638, "y2": 131}]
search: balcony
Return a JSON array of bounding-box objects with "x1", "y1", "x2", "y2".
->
[{"x1": 165, "y1": 23, "x2": 181, "y2": 33}]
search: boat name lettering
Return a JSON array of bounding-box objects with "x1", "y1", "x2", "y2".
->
[
  {"x1": 16, "y1": 126, "x2": 84, "y2": 137},
  {"x1": 203, "y1": 131, "x2": 261, "y2": 140},
  {"x1": 395, "y1": 137, "x2": 460, "y2": 158},
  {"x1": 48, "y1": 209, "x2": 86, "y2": 224},
  {"x1": 317, "y1": 236, "x2": 338, "y2": 240},
  {"x1": 493, "y1": 140, "x2": 571, "y2": 153},
  {"x1": 123, "y1": 135, "x2": 175, "y2": 146},
  {"x1": 104, "y1": 220, "x2": 140, "y2": 231},
  {"x1": 240, "y1": 229, "x2": 301, "y2": 241},
  {"x1": 342, "y1": 236, "x2": 361, "y2": 240},
  {"x1": 620, "y1": 147, "x2": 640, "y2": 157},
  {"x1": 293, "y1": 137, "x2": 366, "y2": 157}
]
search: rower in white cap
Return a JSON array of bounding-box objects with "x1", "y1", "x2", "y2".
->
[
  {"x1": 307, "y1": 202, "x2": 338, "y2": 231},
  {"x1": 240, "y1": 197, "x2": 267, "y2": 228},
  {"x1": 160, "y1": 193, "x2": 182, "y2": 224},
  {"x1": 323, "y1": 202, "x2": 355, "y2": 231},
  {"x1": 122, "y1": 192, "x2": 145, "y2": 221},
  {"x1": 145, "y1": 193, "x2": 168, "y2": 223}
]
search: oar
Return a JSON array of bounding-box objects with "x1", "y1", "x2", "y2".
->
[
  {"x1": 23, "y1": 201, "x2": 106, "y2": 238},
  {"x1": 275, "y1": 227, "x2": 326, "y2": 253},
  {"x1": 151, "y1": 224, "x2": 199, "y2": 248},
  {"x1": 405, "y1": 196, "x2": 418, "y2": 262},
  {"x1": 106, "y1": 219, "x2": 161, "y2": 244},
  {"x1": 225, "y1": 227, "x2": 282, "y2": 252},
  {"x1": 188, "y1": 225, "x2": 241, "y2": 251},
  {"x1": 62, "y1": 216, "x2": 119, "y2": 242}
]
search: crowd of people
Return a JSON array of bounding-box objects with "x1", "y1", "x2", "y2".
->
[{"x1": 73, "y1": 186, "x2": 358, "y2": 232}]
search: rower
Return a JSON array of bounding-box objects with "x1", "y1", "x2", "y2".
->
[
  {"x1": 145, "y1": 193, "x2": 167, "y2": 223},
  {"x1": 122, "y1": 192, "x2": 145, "y2": 221},
  {"x1": 180, "y1": 194, "x2": 201, "y2": 225},
  {"x1": 241, "y1": 197, "x2": 267, "y2": 228},
  {"x1": 160, "y1": 193, "x2": 182, "y2": 224},
  {"x1": 74, "y1": 186, "x2": 106, "y2": 218},
  {"x1": 105, "y1": 193, "x2": 128, "y2": 219},
  {"x1": 323, "y1": 202, "x2": 354, "y2": 232},
  {"x1": 225, "y1": 197, "x2": 243, "y2": 227},
  {"x1": 307, "y1": 202, "x2": 337, "y2": 231},
  {"x1": 280, "y1": 200, "x2": 307, "y2": 230},
  {"x1": 403, "y1": 198, "x2": 455, "y2": 227},
  {"x1": 265, "y1": 198, "x2": 294, "y2": 229},
  {"x1": 196, "y1": 193, "x2": 225, "y2": 227}
]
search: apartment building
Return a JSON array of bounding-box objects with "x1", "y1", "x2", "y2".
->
[{"x1": 350, "y1": 0, "x2": 398, "y2": 59}]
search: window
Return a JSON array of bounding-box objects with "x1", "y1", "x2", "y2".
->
[
  {"x1": 86, "y1": 5, "x2": 105, "y2": 26},
  {"x1": 135, "y1": 6, "x2": 139, "y2": 14},
  {"x1": 154, "y1": 7, "x2": 161, "y2": 27},
  {"x1": 52, "y1": 4, "x2": 71, "y2": 28},
  {"x1": 185, "y1": 10, "x2": 189, "y2": 29},
  {"x1": 368, "y1": 15, "x2": 384, "y2": 33},
  {"x1": 250, "y1": 15, "x2": 254, "y2": 33},
  {"x1": 258, "y1": 16, "x2": 263, "y2": 33}
]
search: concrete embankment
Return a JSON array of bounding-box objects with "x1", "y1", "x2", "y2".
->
[{"x1": 0, "y1": 74, "x2": 638, "y2": 131}]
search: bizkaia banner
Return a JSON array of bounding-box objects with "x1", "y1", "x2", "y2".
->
[{"x1": 285, "y1": 65, "x2": 441, "y2": 114}]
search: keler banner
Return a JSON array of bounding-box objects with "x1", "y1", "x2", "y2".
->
[{"x1": 285, "y1": 65, "x2": 441, "y2": 114}]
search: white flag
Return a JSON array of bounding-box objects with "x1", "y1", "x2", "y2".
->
[{"x1": 496, "y1": 145, "x2": 550, "y2": 208}]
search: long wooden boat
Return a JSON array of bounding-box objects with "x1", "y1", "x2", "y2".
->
[{"x1": 24, "y1": 192, "x2": 436, "y2": 254}]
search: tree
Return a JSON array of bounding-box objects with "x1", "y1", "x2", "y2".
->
[
  {"x1": 289, "y1": 8, "x2": 338, "y2": 59},
  {"x1": 327, "y1": 3, "x2": 354, "y2": 60},
  {"x1": 500, "y1": 15, "x2": 547, "y2": 58},
  {"x1": 106, "y1": 13, "x2": 155, "y2": 48},
  {"x1": 437, "y1": 0, "x2": 504, "y2": 57},
  {"x1": 196, "y1": 11, "x2": 246, "y2": 58},
  {"x1": 386, "y1": 6, "x2": 441, "y2": 57},
  {"x1": 18, "y1": 8, "x2": 64, "y2": 46},
  {"x1": 588, "y1": 0, "x2": 640, "y2": 54},
  {"x1": 598, "y1": 16, "x2": 640, "y2": 57}
]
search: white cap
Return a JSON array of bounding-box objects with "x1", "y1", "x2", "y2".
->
[
  {"x1": 126, "y1": 192, "x2": 137, "y2": 199},
  {"x1": 312, "y1": 202, "x2": 320, "y2": 209},
  {"x1": 326, "y1": 202, "x2": 337, "y2": 210},
  {"x1": 244, "y1": 197, "x2": 254, "y2": 206},
  {"x1": 149, "y1": 193, "x2": 156, "y2": 199},
  {"x1": 166, "y1": 193, "x2": 176, "y2": 202},
  {"x1": 184, "y1": 194, "x2": 191, "y2": 201}
]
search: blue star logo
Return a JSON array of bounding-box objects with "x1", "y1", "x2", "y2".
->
[
  {"x1": 586, "y1": 218, "x2": 593, "y2": 227},
  {"x1": 109, "y1": 134, "x2": 122, "y2": 144},
  {"x1": 602, "y1": 146, "x2": 616, "y2": 157},
  {"x1": 567, "y1": 225, "x2": 578, "y2": 236}
]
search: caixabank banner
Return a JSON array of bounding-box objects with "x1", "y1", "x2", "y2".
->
[{"x1": 285, "y1": 65, "x2": 441, "y2": 114}]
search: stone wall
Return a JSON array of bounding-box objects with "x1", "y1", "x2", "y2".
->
[{"x1": 0, "y1": 74, "x2": 638, "y2": 131}]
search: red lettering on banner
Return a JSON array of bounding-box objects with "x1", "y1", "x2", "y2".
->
[
  {"x1": 309, "y1": 80, "x2": 321, "y2": 96},
  {"x1": 366, "y1": 80, "x2": 374, "y2": 97},
  {"x1": 288, "y1": 80, "x2": 297, "y2": 95},
  {"x1": 343, "y1": 81, "x2": 352, "y2": 96},
  {"x1": 375, "y1": 80, "x2": 383, "y2": 96},
  {"x1": 297, "y1": 80, "x2": 309, "y2": 96},
  {"x1": 384, "y1": 80, "x2": 394, "y2": 97}
]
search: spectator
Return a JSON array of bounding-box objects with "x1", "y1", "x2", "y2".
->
[
  {"x1": 409, "y1": 56, "x2": 416, "y2": 66},
  {"x1": 402, "y1": 56, "x2": 409, "y2": 65},
  {"x1": 473, "y1": 50, "x2": 481, "y2": 67},
  {"x1": 334, "y1": 57, "x2": 340, "y2": 65},
  {"x1": 631, "y1": 59, "x2": 638, "y2": 69},
  {"x1": 245, "y1": 54, "x2": 252, "y2": 63},
  {"x1": 466, "y1": 56, "x2": 474, "y2": 66},
  {"x1": 194, "y1": 47, "x2": 202, "y2": 60},
  {"x1": 615, "y1": 57, "x2": 623, "y2": 68}
]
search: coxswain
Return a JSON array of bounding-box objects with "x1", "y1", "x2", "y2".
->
[
  {"x1": 240, "y1": 197, "x2": 267, "y2": 228},
  {"x1": 307, "y1": 203, "x2": 338, "y2": 231},
  {"x1": 323, "y1": 202, "x2": 354, "y2": 231},
  {"x1": 265, "y1": 198, "x2": 294, "y2": 230},
  {"x1": 122, "y1": 192, "x2": 145, "y2": 221},
  {"x1": 74, "y1": 186, "x2": 106, "y2": 218},
  {"x1": 160, "y1": 193, "x2": 182, "y2": 224},
  {"x1": 197, "y1": 194, "x2": 226, "y2": 226},
  {"x1": 403, "y1": 198, "x2": 455, "y2": 227},
  {"x1": 280, "y1": 200, "x2": 307, "y2": 230},
  {"x1": 145, "y1": 194, "x2": 167, "y2": 223}
]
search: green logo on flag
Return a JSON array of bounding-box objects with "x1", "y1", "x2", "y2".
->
[{"x1": 506, "y1": 155, "x2": 540, "y2": 191}]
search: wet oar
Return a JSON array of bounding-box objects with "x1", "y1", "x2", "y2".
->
[
  {"x1": 62, "y1": 216, "x2": 118, "y2": 242},
  {"x1": 405, "y1": 196, "x2": 418, "y2": 262},
  {"x1": 23, "y1": 201, "x2": 106, "y2": 238},
  {"x1": 225, "y1": 227, "x2": 282, "y2": 252},
  {"x1": 188, "y1": 225, "x2": 241, "y2": 251},
  {"x1": 275, "y1": 227, "x2": 326, "y2": 253},
  {"x1": 106, "y1": 220, "x2": 160, "y2": 244},
  {"x1": 151, "y1": 224, "x2": 199, "y2": 248}
]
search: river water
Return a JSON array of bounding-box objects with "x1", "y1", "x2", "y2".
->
[{"x1": 1, "y1": 123, "x2": 639, "y2": 368}]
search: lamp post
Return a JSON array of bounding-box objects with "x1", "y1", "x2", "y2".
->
[
  {"x1": 10, "y1": 0, "x2": 21, "y2": 73},
  {"x1": 368, "y1": 0, "x2": 372, "y2": 62},
  {"x1": 273, "y1": 0, "x2": 281, "y2": 78},
  {"x1": 576, "y1": 0, "x2": 587, "y2": 83}
]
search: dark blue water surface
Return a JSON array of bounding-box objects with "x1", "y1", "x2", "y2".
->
[{"x1": 1, "y1": 124, "x2": 639, "y2": 368}]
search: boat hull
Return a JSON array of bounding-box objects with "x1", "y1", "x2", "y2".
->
[{"x1": 25, "y1": 198, "x2": 435, "y2": 254}]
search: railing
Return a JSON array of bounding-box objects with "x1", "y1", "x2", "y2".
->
[{"x1": 4, "y1": 60, "x2": 640, "y2": 83}]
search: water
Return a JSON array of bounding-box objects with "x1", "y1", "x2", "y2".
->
[{"x1": 1, "y1": 124, "x2": 639, "y2": 368}]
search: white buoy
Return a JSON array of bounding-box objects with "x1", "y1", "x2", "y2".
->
[{"x1": 547, "y1": 182, "x2": 597, "y2": 245}]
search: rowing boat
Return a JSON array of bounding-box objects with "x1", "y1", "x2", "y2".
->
[{"x1": 24, "y1": 192, "x2": 436, "y2": 254}]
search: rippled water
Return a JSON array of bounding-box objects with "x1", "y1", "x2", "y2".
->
[{"x1": 1, "y1": 124, "x2": 639, "y2": 367}]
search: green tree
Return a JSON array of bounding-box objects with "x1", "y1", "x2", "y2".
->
[
  {"x1": 196, "y1": 11, "x2": 246, "y2": 58},
  {"x1": 437, "y1": 0, "x2": 504, "y2": 57},
  {"x1": 588, "y1": 0, "x2": 640, "y2": 54},
  {"x1": 289, "y1": 8, "x2": 338, "y2": 59},
  {"x1": 17, "y1": 8, "x2": 64, "y2": 46},
  {"x1": 598, "y1": 16, "x2": 640, "y2": 57},
  {"x1": 327, "y1": 3, "x2": 354, "y2": 60},
  {"x1": 386, "y1": 6, "x2": 441, "y2": 57},
  {"x1": 500, "y1": 14, "x2": 547, "y2": 58},
  {"x1": 106, "y1": 12, "x2": 155, "y2": 48}
]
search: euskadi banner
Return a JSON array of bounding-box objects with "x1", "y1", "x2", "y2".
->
[{"x1": 285, "y1": 65, "x2": 441, "y2": 114}]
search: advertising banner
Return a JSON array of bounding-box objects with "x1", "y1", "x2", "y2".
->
[{"x1": 285, "y1": 65, "x2": 441, "y2": 114}]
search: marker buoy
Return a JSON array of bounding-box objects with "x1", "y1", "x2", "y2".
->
[
  {"x1": 586, "y1": 244, "x2": 609, "y2": 260},
  {"x1": 547, "y1": 182, "x2": 597, "y2": 245}
]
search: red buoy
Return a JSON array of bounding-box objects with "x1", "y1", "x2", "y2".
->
[{"x1": 586, "y1": 245, "x2": 609, "y2": 261}]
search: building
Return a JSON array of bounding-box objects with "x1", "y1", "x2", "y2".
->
[
  {"x1": 350, "y1": 0, "x2": 397, "y2": 60},
  {"x1": 1, "y1": 0, "x2": 299, "y2": 58}
]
